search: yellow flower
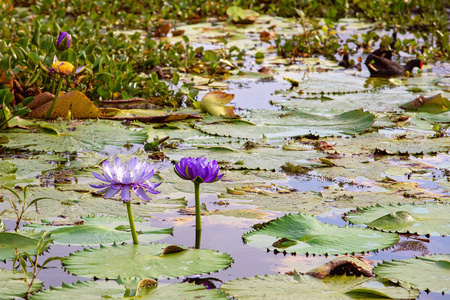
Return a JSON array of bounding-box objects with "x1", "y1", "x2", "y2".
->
[{"x1": 51, "y1": 61, "x2": 75, "y2": 75}]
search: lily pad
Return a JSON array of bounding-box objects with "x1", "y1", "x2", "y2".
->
[
  {"x1": 4, "y1": 120, "x2": 147, "y2": 152},
  {"x1": 195, "y1": 109, "x2": 375, "y2": 139},
  {"x1": 63, "y1": 243, "x2": 233, "y2": 279},
  {"x1": 221, "y1": 272, "x2": 419, "y2": 300},
  {"x1": 373, "y1": 254, "x2": 450, "y2": 294},
  {"x1": 243, "y1": 213, "x2": 399, "y2": 255},
  {"x1": 0, "y1": 231, "x2": 52, "y2": 261},
  {"x1": 30, "y1": 278, "x2": 227, "y2": 300},
  {"x1": 0, "y1": 268, "x2": 43, "y2": 299},
  {"x1": 23, "y1": 215, "x2": 173, "y2": 245},
  {"x1": 344, "y1": 202, "x2": 450, "y2": 236}
]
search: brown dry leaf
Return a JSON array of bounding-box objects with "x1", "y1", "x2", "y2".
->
[
  {"x1": 28, "y1": 91, "x2": 100, "y2": 119},
  {"x1": 306, "y1": 256, "x2": 374, "y2": 279},
  {"x1": 27, "y1": 92, "x2": 54, "y2": 109},
  {"x1": 199, "y1": 91, "x2": 235, "y2": 116}
]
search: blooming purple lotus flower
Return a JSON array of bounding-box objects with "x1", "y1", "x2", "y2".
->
[
  {"x1": 174, "y1": 157, "x2": 223, "y2": 184},
  {"x1": 90, "y1": 157, "x2": 161, "y2": 202},
  {"x1": 55, "y1": 31, "x2": 71, "y2": 51}
]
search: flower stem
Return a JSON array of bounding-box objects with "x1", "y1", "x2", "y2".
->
[
  {"x1": 194, "y1": 182, "x2": 201, "y2": 232},
  {"x1": 126, "y1": 201, "x2": 139, "y2": 245},
  {"x1": 195, "y1": 229, "x2": 201, "y2": 249},
  {"x1": 45, "y1": 76, "x2": 64, "y2": 120}
]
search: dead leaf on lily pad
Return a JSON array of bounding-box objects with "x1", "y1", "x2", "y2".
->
[
  {"x1": 199, "y1": 91, "x2": 235, "y2": 116},
  {"x1": 306, "y1": 256, "x2": 375, "y2": 279},
  {"x1": 28, "y1": 91, "x2": 100, "y2": 119},
  {"x1": 401, "y1": 93, "x2": 450, "y2": 113}
]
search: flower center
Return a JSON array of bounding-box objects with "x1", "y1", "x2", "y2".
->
[{"x1": 52, "y1": 61, "x2": 74, "y2": 75}]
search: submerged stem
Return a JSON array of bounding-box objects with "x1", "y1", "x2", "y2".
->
[
  {"x1": 194, "y1": 182, "x2": 201, "y2": 232},
  {"x1": 45, "y1": 76, "x2": 64, "y2": 120},
  {"x1": 126, "y1": 201, "x2": 139, "y2": 245}
]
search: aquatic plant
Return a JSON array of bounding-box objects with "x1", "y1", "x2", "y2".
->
[
  {"x1": 40, "y1": 56, "x2": 86, "y2": 119},
  {"x1": 90, "y1": 157, "x2": 161, "y2": 244},
  {"x1": 0, "y1": 185, "x2": 50, "y2": 232},
  {"x1": 13, "y1": 232, "x2": 64, "y2": 299},
  {"x1": 175, "y1": 157, "x2": 223, "y2": 247}
]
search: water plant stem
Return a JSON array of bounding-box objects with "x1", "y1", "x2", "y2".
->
[
  {"x1": 195, "y1": 229, "x2": 201, "y2": 249},
  {"x1": 194, "y1": 182, "x2": 201, "y2": 232},
  {"x1": 126, "y1": 201, "x2": 139, "y2": 245},
  {"x1": 45, "y1": 76, "x2": 64, "y2": 120}
]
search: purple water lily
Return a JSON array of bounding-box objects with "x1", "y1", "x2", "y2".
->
[
  {"x1": 91, "y1": 157, "x2": 161, "y2": 202},
  {"x1": 174, "y1": 157, "x2": 224, "y2": 183},
  {"x1": 55, "y1": 31, "x2": 71, "y2": 51}
]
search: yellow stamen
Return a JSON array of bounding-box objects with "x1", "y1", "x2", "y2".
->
[{"x1": 51, "y1": 61, "x2": 74, "y2": 75}]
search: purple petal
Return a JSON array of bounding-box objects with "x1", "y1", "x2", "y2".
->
[
  {"x1": 75, "y1": 66, "x2": 86, "y2": 74},
  {"x1": 121, "y1": 185, "x2": 131, "y2": 201},
  {"x1": 92, "y1": 172, "x2": 108, "y2": 182},
  {"x1": 104, "y1": 187, "x2": 120, "y2": 198},
  {"x1": 134, "y1": 187, "x2": 150, "y2": 202}
]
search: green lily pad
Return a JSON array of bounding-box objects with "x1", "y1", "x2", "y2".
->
[
  {"x1": 30, "y1": 278, "x2": 227, "y2": 300},
  {"x1": 23, "y1": 215, "x2": 173, "y2": 245},
  {"x1": 221, "y1": 272, "x2": 419, "y2": 299},
  {"x1": 63, "y1": 243, "x2": 233, "y2": 279},
  {"x1": 0, "y1": 268, "x2": 43, "y2": 299},
  {"x1": 4, "y1": 120, "x2": 147, "y2": 152},
  {"x1": 195, "y1": 109, "x2": 375, "y2": 139},
  {"x1": 0, "y1": 231, "x2": 52, "y2": 261},
  {"x1": 344, "y1": 202, "x2": 450, "y2": 236},
  {"x1": 243, "y1": 213, "x2": 399, "y2": 255},
  {"x1": 0, "y1": 187, "x2": 182, "y2": 222},
  {"x1": 373, "y1": 254, "x2": 450, "y2": 294}
]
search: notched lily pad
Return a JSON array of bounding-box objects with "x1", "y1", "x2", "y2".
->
[
  {"x1": 221, "y1": 271, "x2": 419, "y2": 300},
  {"x1": 23, "y1": 215, "x2": 173, "y2": 245},
  {"x1": 0, "y1": 231, "x2": 52, "y2": 261},
  {"x1": 29, "y1": 278, "x2": 227, "y2": 300},
  {"x1": 63, "y1": 242, "x2": 233, "y2": 279},
  {"x1": 0, "y1": 268, "x2": 43, "y2": 299},
  {"x1": 345, "y1": 202, "x2": 450, "y2": 236},
  {"x1": 373, "y1": 254, "x2": 450, "y2": 294},
  {"x1": 243, "y1": 213, "x2": 399, "y2": 255}
]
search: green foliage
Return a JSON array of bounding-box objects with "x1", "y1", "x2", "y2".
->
[
  {"x1": 13, "y1": 231, "x2": 65, "y2": 299},
  {"x1": 1, "y1": 185, "x2": 51, "y2": 231},
  {"x1": 63, "y1": 242, "x2": 233, "y2": 279},
  {"x1": 24, "y1": 215, "x2": 173, "y2": 245},
  {"x1": 30, "y1": 278, "x2": 227, "y2": 300},
  {"x1": 243, "y1": 213, "x2": 399, "y2": 255},
  {"x1": 345, "y1": 202, "x2": 450, "y2": 236},
  {"x1": 0, "y1": 230, "x2": 52, "y2": 261},
  {"x1": 0, "y1": 268, "x2": 43, "y2": 300},
  {"x1": 373, "y1": 254, "x2": 450, "y2": 294},
  {"x1": 221, "y1": 271, "x2": 419, "y2": 300}
]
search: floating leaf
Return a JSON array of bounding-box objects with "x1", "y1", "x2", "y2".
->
[
  {"x1": 4, "y1": 119, "x2": 147, "y2": 152},
  {"x1": 0, "y1": 268, "x2": 43, "y2": 299},
  {"x1": 345, "y1": 202, "x2": 450, "y2": 236},
  {"x1": 63, "y1": 242, "x2": 233, "y2": 279},
  {"x1": 243, "y1": 213, "x2": 399, "y2": 255},
  {"x1": 401, "y1": 93, "x2": 450, "y2": 113},
  {"x1": 373, "y1": 254, "x2": 450, "y2": 294},
  {"x1": 199, "y1": 91, "x2": 235, "y2": 116},
  {"x1": 195, "y1": 109, "x2": 375, "y2": 139},
  {"x1": 28, "y1": 91, "x2": 100, "y2": 119},
  {"x1": 221, "y1": 272, "x2": 418, "y2": 300},
  {"x1": 29, "y1": 279, "x2": 227, "y2": 300},
  {"x1": 23, "y1": 215, "x2": 173, "y2": 245},
  {"x1": 0, "y1": 231, "x2": 52, "y2": 261}
]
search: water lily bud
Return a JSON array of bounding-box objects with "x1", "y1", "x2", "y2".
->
[{"x1": 55, "y1": 31, "x2": 71, "y2": 51}]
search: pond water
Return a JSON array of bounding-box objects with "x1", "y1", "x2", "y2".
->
[{"x1": 1, "y1": 9, "x2": 450, "y2": 300}]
